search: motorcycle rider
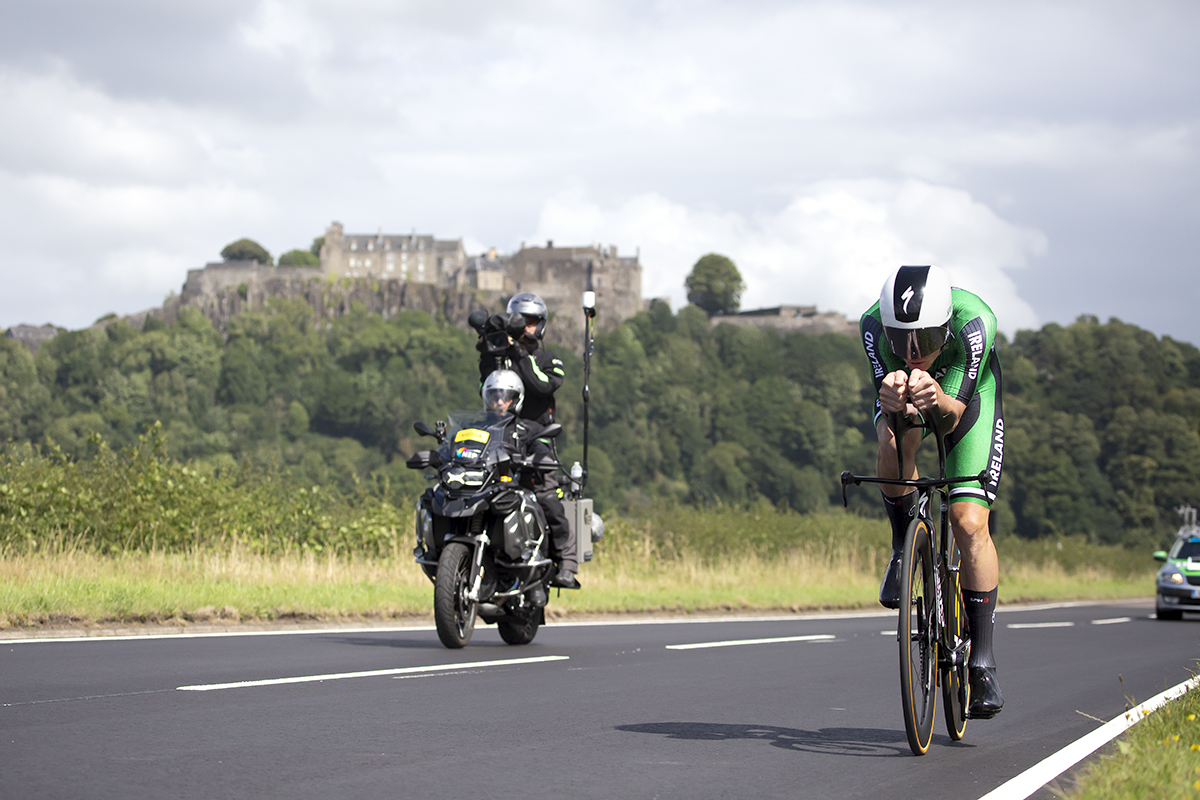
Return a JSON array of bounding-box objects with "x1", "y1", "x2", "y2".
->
[{"x1": 476, "y1": 292, "x2": 578, "y2": 589}]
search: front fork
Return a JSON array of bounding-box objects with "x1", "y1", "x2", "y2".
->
[{"x1": 464, "y1": 533, "x2": 490, "y2": 602}]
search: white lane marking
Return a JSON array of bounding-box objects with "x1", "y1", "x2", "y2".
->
[
  {"x1": 1007, "y1": 622, "x2": 1075, "y2": 629},
  {"x1": 666, "y1": 634, "x2": 835, "y2": 650},
  {"x1": 2, "y1": 599, "x2": 1151, "y2": 644},
  {"x1": 976, "y1": 676, "x2": 1200, "y2": 800},
  {"x1": 881, "y1": 630, "x2": 894, "y2": 636},
  {"x1": 1091, "y1": 617, "x2": 1132, "y2": 625},
  {"x1": 176, "y1": 655, "x2": 568, "y2": 692}
]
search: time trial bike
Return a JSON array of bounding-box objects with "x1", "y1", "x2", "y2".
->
[{"x1": 841, "y1": 411, "x2": 988, "y2": 755}]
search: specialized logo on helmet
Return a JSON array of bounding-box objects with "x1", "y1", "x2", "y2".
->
[{"x1": 892, "y1": 266, "x2": 930, "y2": 323}]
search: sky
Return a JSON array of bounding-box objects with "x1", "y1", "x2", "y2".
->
[{"x1": 2, "y1": 0, "x2": 1198, "y2": 343}]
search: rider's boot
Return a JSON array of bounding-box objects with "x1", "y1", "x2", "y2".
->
[
  {"x1": 549, "y1": 562, "x2": 581, "y2": 590},
  {"x1": 964, "y1": 587, "x2": 1004, "y2": 718},
  {"x1": 879, "y1": 491, "x2": 917, "y2": 609}
]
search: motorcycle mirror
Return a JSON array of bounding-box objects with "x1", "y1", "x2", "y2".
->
[
  {"x1": 414, "y1": 421, "x2": 438, "y2": 439},
  {"x1": 405, "y1": 451, "x2": 433, "y2": 470},
  {"x1": 467, "y1": 309, "x2": 488, "y2": 334}
]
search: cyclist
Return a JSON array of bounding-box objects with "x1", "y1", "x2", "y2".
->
[{"x1": 860, "y1": 265, "x2": 1005, "y2": 720}]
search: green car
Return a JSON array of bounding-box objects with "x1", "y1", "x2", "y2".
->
[{"x1": 1154, "y1": 530, "x2": 1200, "y2": 621}]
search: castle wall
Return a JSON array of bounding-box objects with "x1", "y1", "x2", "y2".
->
[
  {"x1": 318, "y1": 221, "x2": 465, "y2": 286},
  {"x1": 506, "y1": 242, "x2": 642, "y2": 337}
]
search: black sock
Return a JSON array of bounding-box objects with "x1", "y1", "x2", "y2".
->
[
  {"x1": 963, "y1": 587, "x2": 998, "y2": 669},
  {"x1": 882, "y1": 491, "x2": 917, "y2": 553}
]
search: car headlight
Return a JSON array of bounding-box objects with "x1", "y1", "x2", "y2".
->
[{"x1": 1160, "y1": 567, "x2": 1185, "y2": 585}]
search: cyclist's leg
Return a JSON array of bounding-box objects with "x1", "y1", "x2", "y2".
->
[
  {"x1": 944, "y1": 369, "x2": 1005, "y2": 717},
  {"x1": 875, "y1": 416, "x2": 923, "y2": 495},
  {"x1": 875, "y1": 417, "x2": 924, "y2": 608}
]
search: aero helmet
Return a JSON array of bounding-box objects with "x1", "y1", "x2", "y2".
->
[
  {"x1": 506, "y1": 292, "x2": 549, "y2": 340},
  {"x1": 879, "y1": 265, "x2": 953, "y2": 361},
  {"x1": 482, "y1": 369, "x2": 525, "y2": 414}
]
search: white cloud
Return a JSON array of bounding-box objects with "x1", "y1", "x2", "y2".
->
[
  {"x1": 531, "y1": 180, "x2": 1045, "y2": 336},
  {"x1": 237, "y1": 1, "x2": 331, "y2": 62}
]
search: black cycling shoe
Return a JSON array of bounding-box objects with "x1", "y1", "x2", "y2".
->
[
  {"x1": 878, "y1": 551, "x2": 903, "y2": 609},
  {"x1": 549, "y1": 570, "x2": 581, "y2": 590},
  {"x1": 968, "y1": 667, "x2": 1004, "y2": 719}
]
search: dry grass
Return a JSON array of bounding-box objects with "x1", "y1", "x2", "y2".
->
[{"x1": 0, "y1": 512, "x2": 1156, "y2": 629}]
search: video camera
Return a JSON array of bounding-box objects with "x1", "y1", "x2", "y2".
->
[{"x1": 468, "y1": 310, "x2": 526, "y2": 355}]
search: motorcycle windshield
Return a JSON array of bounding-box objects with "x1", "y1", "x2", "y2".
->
[{"x1": 442, "y1": 410, "x2": 511, "y2": 466}]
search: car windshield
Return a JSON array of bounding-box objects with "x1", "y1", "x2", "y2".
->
[{"x1": 1169, "y1": 538, "x2": 1200, "y2": 560}]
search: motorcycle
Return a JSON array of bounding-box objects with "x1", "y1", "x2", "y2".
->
[{"x1": 406, "y1": 410, "x2": 601, "y2": 648}]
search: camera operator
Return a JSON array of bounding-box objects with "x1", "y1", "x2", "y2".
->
[{"x1": 470, "y1": 293, "x2": 578, "y2": 588}]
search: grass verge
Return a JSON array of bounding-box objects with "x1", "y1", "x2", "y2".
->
[
  {"x1": 0, "y1": 509, "x2": 1158, "y2": 630},
  {"x1": 1059, "y1": 680, "x2": 1200, "y2": 799}
]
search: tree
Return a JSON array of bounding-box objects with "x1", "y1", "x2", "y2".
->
[
  {"x1": 685, "y1": 254, "x2": 744, "y2": 317},
  {"x1": 310, "y1": 236, "x2": 325, "y2": 257},
  {"x1": 278, "y1": 249, "x2": 320, "y2": 267},
  {"x1": 220, "y1": 238, "x2": 272, "y2": 265}
]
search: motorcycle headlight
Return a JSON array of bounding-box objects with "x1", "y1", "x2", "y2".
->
[{"x1": 444, "y1": 467, "x2": 487, "y2": 487}]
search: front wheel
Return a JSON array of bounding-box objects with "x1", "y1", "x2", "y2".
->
[
  {"x1": 434, "y1": 542, "x2": 478, "y2": 648},
  {"x1": 1156, "y1": 603, "x2": 1183, "y2": 621},
  {"x1": 899, "y1": 516, "x2": 937, "y2": 756}
]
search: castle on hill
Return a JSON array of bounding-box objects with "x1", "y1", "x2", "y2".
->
[
  {"x1": 170, "y1": 221, "x2": 645, "y2": 350},
  {"x1": 30, "y1": 220, "x2": 852, "y2": 352}
]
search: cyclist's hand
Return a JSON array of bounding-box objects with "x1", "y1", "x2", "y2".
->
[
  {"x1": 879, "y1": 370, "x2": 909, "y2": 414},
  {"x1": 907, "y1": 369, "x2": 940, "y2": 412}
]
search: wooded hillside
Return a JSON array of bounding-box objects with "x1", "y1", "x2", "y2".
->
[{"x1": 2, "y1": 300, "x2": 1197, "y2": 549}]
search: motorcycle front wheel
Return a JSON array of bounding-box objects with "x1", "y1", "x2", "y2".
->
[{"x1": 434, "y1": 542, "x2": 478, "y2": 648}]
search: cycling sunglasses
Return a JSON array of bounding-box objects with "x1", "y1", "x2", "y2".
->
[{"x1": 884, "y1": 325, "x2": 950, "y2": 361}]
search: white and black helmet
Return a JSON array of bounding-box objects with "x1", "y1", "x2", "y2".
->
[
  {"x1": 482, "y1": 369, "x2": 524, "y2": 414},
  {"x1": 506, "y1": 292, "x2": 548, "y2": 340},
  {"x1": 879, "y1": 265, "x2": 953, "y2": 361}
]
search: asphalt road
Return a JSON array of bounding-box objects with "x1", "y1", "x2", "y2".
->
[{"x1": 2, "y1": 600, "x2": 1197, "y2": 799}]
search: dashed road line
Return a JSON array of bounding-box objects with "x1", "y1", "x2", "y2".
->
[
  {"x1": 1090, "y1": 617, "x2": 1132, "y2": 625},
  {"x1": 176, "y1": 655, "x2": 569, "y2": 692},
  {"x1": 1007, "y1": 621, "x2": 1075, "y2": 629},
  {"x1": 666, "y1": 634, "x2": 835, "y2": 650}
]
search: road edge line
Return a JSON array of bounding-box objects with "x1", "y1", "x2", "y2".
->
[{"x1": 976, "y1": 674, "x2": 1200, "y2": 800}]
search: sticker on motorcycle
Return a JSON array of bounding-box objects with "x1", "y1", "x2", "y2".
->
[
  {"x1": 455, "y1": 446, "x2": 481, "y2": 460},
  {"x1": 454, "y1": 429, "x2": 490, "y2": 444}
]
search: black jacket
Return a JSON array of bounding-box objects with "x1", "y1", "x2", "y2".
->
[{"x1": 479, "y1": 342, "x2": 565, "y2": 426}]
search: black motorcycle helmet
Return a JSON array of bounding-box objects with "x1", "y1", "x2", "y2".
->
[{"x1": 506, "y1": 292, "x2": 548, "y2": 341}]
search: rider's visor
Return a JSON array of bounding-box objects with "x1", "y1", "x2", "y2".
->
[
  {"x1": 884, "y1": 325, "x2": 950, "y2": 361},
  {"x1": 483, "y1": 388, "x2": 520, "y2": 409}
]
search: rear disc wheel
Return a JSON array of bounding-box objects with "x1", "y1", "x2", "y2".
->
[{"x1": 941, "y1": 539, "x2": 968, "y2": 741}]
